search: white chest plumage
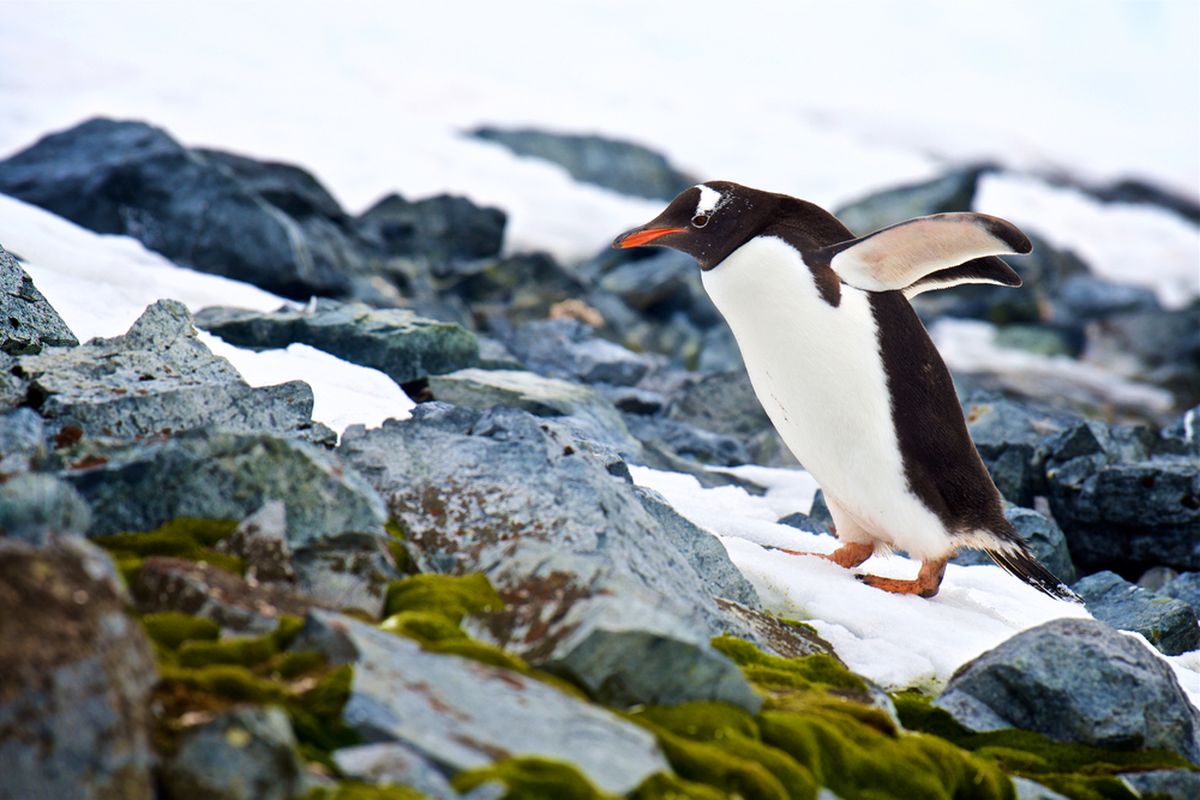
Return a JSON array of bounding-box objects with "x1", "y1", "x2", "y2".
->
[{"x1": 701, "y1": 236, "x2": 953, "y2": 559}]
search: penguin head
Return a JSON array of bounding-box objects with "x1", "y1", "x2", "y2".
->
[{"x1": 612, "y1": 181, "x2": 772, "y2": 270}]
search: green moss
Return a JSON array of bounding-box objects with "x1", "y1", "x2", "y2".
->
[
  {"x1": 379, "y1": 610, "x2": 467, "y2": 644},
  {"x1": 384, "y1": 518, "x2": 414, "y2": 576},
  {"x1": 178, "y1": 634, "x2": 279, "y2": 668},
  {"x1": 141, "y1": 612, "x2": 220, "y2": 650},
  {"x1": 712, "y1": 635, "x2": 868, "y2": 695},
  {"x1": 451, "y1": 757, "x2": 615, "y2": 800},
  {"x1": 94, "y1": 517, "x2": 243, "y2": 575},
  {"x1": 303, "y1": 782, "x2": 429, "y2": 800},
  {"x1": 628, "y1": 773, "x2": 730, "y2": 800},
  {"x1": 382, "y1": 573, "x2": 504, "y2": 622}
]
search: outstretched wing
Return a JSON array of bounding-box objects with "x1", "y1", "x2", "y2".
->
[{"x1": 808, "y1": 212, "x2": 1031, "y2": 294}]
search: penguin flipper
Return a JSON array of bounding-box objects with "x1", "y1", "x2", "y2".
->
[
  {"x1": 812, "y1": 213, "x2": 1032, "y2": 293},
  {"x1": 902, "y1": 256, "x2": 1022, "y2": 298}
]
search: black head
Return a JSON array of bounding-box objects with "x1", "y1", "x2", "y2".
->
[{"x1": 612, "y1": 181, "x2": 778, "y2": 270}]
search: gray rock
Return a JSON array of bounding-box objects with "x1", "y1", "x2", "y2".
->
[
  {"x1": 292, "y1": 532, "x2": 402, "y2": 617},
  {"x1": 294, "y1": 609, "x2": 671, "y2": 794},
  {"x1": 16, "y1": 299, "x2": 330, "y2": 443},
  {"x1": 0, "y1": 243, "x2": 78, "y2": 354},
  {"x1": 160, "y1": 707, "x2": 307, "y2": 800},
  {"x1": 0, "y1": 353, "x2": 26, "y2": 412},
  {"x1": 0, "y1": 473, "x2": 92, "y2": 544},
  {"x1": 426, "y1": 368, "x2": 640, "y2": 457},
  {"x1": 777, "y1": 511, "x2": 833, "y2": 536},
  {"x1": 1071, "y1": 571, "x2": 1199, "y2": 656},
  {"x1": 63, "y1": 428, "x2": 387, "y2": 544},
  {"x1": 808, "y1": 490, "x2": 835, "y2": 530},
  {"x1": 1044, "y1": 421, "x2": 1200, "y2": 572},
  {"x1": 1054, "y1": 274, "x2": 1162, "y2": 322},
  {"x1": 356, "y1": 192, "x2": 506, "y2": 262},
  {"x1": 992, "y1": 324, "x2": 1081, "y2": 358},
  {"x1": 0, "y1": 118, "x2": 361, "y2": 298},
  {"x1": 195, "y1": 299, "x2": 479, "y2": 386},
  {"x1": 1161, "y1": 572, "x2": 1200, "y2": 619},
  {"x1": 470, "y1": 126, "x2": 693, "y2": 200},
  {"x1": 220, "y1": 501, "x2": 296, "y2": 585},
  {"x1": 1137, "y1": 566, "x2": 1179, "y2": 592},
  {"x1": 1011, "y1": 776, "x2": 1069, "y2": 800},
  {"x1": 475, "y1": 335, "x2": 524, "y2": 370},
  {"x1": 1119, "y1": 768, "x2": 1200, "y2": 800},
  {"x1": 499, "y1": 319, "x2": 660, "y2": 387},
  {"x1": 443, "y1": 252, "x2": 586, "y2": 312},
  {"x1": 834, "y1": 164, "x2": 995, "y2": 235},
  {"x1": 0, "y1": 536, "x2": 156, "y2": 800},
  {"x1": 964, "y1": 396, "x2": 1082, "y2": 506},
  {"x1": 333, "y1": 742, "x2": 458, "y2": 800},
  {"x1": 953, "y1": 505, "x2": 1076, "y2": 585},
  {"x1": 338, "y1": 404, "x2": 767, "y2": 710},
  {"x1": 623, "y1": 413, "x2": 748, "y2": 466},
  {"x1": 665, "y1": 369, "x2": 794, "y2": 465},
  {"x1": 132, "y1": 557, "x2": 313, "y2": 634},
  {"x1": 0, "y1": 407, "x2": 46, "y2": 477},
  {"x1": 1088, "y1": 303, "x2": 1200, "y2": 409},
  {"x1": 935, "y1": 618, "x2": 1200, "y2": 763}
]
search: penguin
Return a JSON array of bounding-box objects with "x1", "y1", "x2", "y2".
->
[{"x1": 613, "y1": 181, "x2": 1078, "y2": 601}]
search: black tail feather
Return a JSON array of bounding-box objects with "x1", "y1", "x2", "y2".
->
[{"x1": 986, "y1": 546, "x2": 1081, "y2": 603}]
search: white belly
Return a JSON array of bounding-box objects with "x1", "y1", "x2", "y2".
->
[{"x1": 702, "y1": 236, "x2": 952, "y2": 559}]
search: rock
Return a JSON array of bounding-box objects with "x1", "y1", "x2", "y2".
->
[
  {"x1": 195, "y1": 300, "x2": 479, "y2": 386},
  {"x1": 953, "y1": 505, "x2": 1076, "y2": 585},
  {"x1": 16, "y1": 299, "x2": 331, "y2": 443},
  {"x1": 807, "y1": 490, "x2": 835, "y2": 530},
  {"x1": 1043, "y1": 420, "x2": 1200, "y2": 573},
  {"x1": 0, "y1": 536, "x2": 157, "y2": 800},
  {"x1": 1089, "y1": 177, "x2": 1200, "y2": 225},
  {"x1": 1161, "y1": 572, "x2": 1200, "y2": 619},
  {"x1": 160, "y1": 706, "x2": 308, "y2": 800},
  {"x1": 475, "y1": 335, "x2": 524, "y2": 370},
  {"x1": 664, "y1": 369, "x2": 794, "y2": 465},
  {"x1": 0, "y1": 243, "x2": 78, "y2": 354},
  {"x1": 0, "y1": 473, "x2": 92, "y2": 544},
  {"x1": 834, "y1": 164, "x2": 996, "y2": 235},
  {"x1": 1071, "y1": 571, "x2": 1200, "y2": 656},
  {"x1": 219, "y1": 501, "x2": 296, "y2": 585},
  {"x1": 1137, "y1": 566, "x2": 1179, "y2": 592},
  {"x1": 132, "y1": 557, "x2": 313, "y2": 634},
  {"x1": 499, "y1": 319, "x2": 660, "y2": 387},
  {"x1": 1087, "y1": 302, "x2": 1200, "y2": 408},
  {"x1": 1119, "y1": 768, "x2": 1200, "y2": 800},
  {"x1": 292, "y1": 532, "x2": 402, "y2": 617},
  {"x1": 777, "y1": 511, "x2": 832, "y2": 535},
  {"x1": 333, "y1": 742, "x2": 459, "y2": 800},
  {"x1": 356, "y1": 192, "x2": 506, "y2": 262},
  {"x1": 1010, "y1": 777, "x2": 1069, "y2": 800},
  {"x1": 623, "y1": 413, "x2": 748, "y2": 466},
  {"x1": 444, "y1": 252, "x2": 586, "y2": 314},
  {"x1": 62, "y1": 428, "x2": 387, "y2": 544},
  {"x1": 992, "y1": 324, "x2": 1081, "y2": 358},
  {"x1": 294, "y1": 609, "x2": 671, "y2": 794},
  {"x1": 1053, "y1": 274, "x2": 1161, "y2": 322},
  {"x1": 0, "y1": 407, "x2": 45, "y2": 477},
  {"x1": 0, "y1": 118, "x2": 361, "y2": 298},
  {"x1": 963, "y1": 396, "x2": 1082, "y2": 507},
  {"x1": 425, "y1": 368, "x2": 640, "y2": 457},
  {"x1": 1163, "y1": 404, "x2": 1200, "y2": 451},
  {"x1": 935, "y1": 618, "x2": 1200, "y2": 763},
  {"x1": 469, "y1": 126, "x2": 693, "y2": 200},
  {"x1": 338, "y1": 404, "x2": 769, "y2": 710},
  {"x1": 0, "y1": 353, "x2": 26, "y2": 412}
]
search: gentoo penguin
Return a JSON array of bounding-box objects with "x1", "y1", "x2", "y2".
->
[{"x1": 613, "y1": 181, "x2": 1077, "y2": 601}]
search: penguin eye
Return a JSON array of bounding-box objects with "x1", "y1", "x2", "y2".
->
[{"x1": 691, "y1": 214, "x2": 709, "y2": 228}]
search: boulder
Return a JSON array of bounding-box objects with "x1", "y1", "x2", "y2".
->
[
  {"x1": 469, "y1": 126, "x2": 693, "y2": 200},
  {"x1": 833, "y1": 164, "x2": 995, "y2": 235},
  {"x1": 195, "y1": 300, "x2": 479, "y2": 386},
  {"x1": 62, "y1": 428, "x2": 387, "y2": 544},
  {"x1": 16, "y1": 299, "x2": 332, "y2": 443},
  {"x1": 333, "y1": 742, "x2": 459, "y2": 800},
  {"x1": 1071, "y1": 571, "x2": 1199, "y2": 656},
  {"x1": 425, "y1": 368, "x2": 640, "y2": 458},
  {"x1": 1089, "y1": 177, "x2": 1200, "y2": 225},
  {"x1": 963, "y1": 396, "x2": 1082, "y2": 507},
  {"x1": 1087, "y1": 302, "x2": 1200, "y2": 408},
  {"x1": 1043, "y1": 420, "x2": 1200, "y2": 573},
  {"x1": 219, "y1": 501, "x2": 296, "y2": 585},
  {"x1": 294, "y1": 609, "x2": 671, "y2": 794},
  {"x1": 623, "y1": 413, "x2": 749, "y2": 466},
  {"x1": 935, "y1": 618, "x2": 1200, "y2": 763},
  {"x1": 0, "y1": 243, "x2": 78, "y2": 354},
  {"x1": 338, "y1": 403, "x2": 769, "y2": 710},
  {"x1": 0, "y1": 472, "x2": 92, "y2": 544},
  {"x1": 160, "y1": 707, "x2": 308, "y2": 800},
  {"x1": 498, "y1": 319, "x2": 661, "y2": 387},
  {"x1": 292, "y1": 532, "x2": 403, "y2": 617},
  {"x1": 1161, "y1": 572, "x2": 1200, "y2": 619},
  {"x1": 953, "y1": 505, "x2": 1076, "y2": 585},
  {"x1": 356, "y1": 192, "x2": 506, "y2": 262},
  {"x1": 1118, "y1": 768, "x2": 1200, "y2": 800},
  {"x1": 1053, "y1": 274, "x2": 1161, "y2": 322},
  {"x1": 0, "y1": 536, "x2": 157, "y2": 800},
  {"x1": 0, "y1": 118, "x2": 359, "y2": 298},
  {"x1": 0, "y1": 407, "x2": 46, "y2": 477}
]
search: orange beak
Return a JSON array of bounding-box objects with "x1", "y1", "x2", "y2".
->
[{"x1": 612, "y1": 226, "x2": 687, "y2": 249}]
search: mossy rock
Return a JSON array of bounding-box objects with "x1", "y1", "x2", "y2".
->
[
  {"x1": 712, "y1": 635, "x2": 868, "y2": 696},
  {"x1": 94, "y1": 516, "x2": 243, "y2": 579},
  {"x1": 142, "y1": 612, "x2": 220, "y2": 650},
  {"x1": 452, "y1": 756, "x2": 615, "y2": 800},
  {"x1": 303, "y1": 782, "x2": 429, "y2": 800},
  {"x1": 382, "y1": 572, "x2": 504, "y2": 622}
]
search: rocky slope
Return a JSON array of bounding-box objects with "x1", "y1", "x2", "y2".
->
[{"x1": 2, "y1": 118, "x2": 1199, "y2": 800}]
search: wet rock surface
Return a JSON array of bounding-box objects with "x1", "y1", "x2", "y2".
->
[
  {"x1": 295, "y1": 609, "x2": 671, "y2": 794},
  {"x1": 1071, "y1": 570, "x2": 1200, "y2": 656},
  {"x1": 0, "y1": 242, "x2": 78, "y2": 354},
  {"x1": 936, "y1": 618, "x2": 1200, "y2": 764},
  {"x1": 0, "y1": 536, "x2": 157, "y2": 800}
]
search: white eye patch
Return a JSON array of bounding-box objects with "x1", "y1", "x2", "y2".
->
[{"x1": 694, "y1": 184, "x2": 722, "y2": 218}]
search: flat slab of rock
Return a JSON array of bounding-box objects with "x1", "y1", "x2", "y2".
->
[
  {"x1": 195, "y1": 299, "x2": 479, "y2": 385},
  {"x1": 0, "y1": 536, "x2": 157, "y2": 800},
  {"x1": 1071, "y1": 571, "x2": 1200, "y2": 656},
  {"x1": 339, "y1": 403, "x2": 765, "y2": 711},
  {"x1": 0, "y1": 243, "x2": 78, "y2": 354},
  {"x1": 16, "y1": 299, "x2": 330, "y2": 443},
  {"x1": 295, "y1": 610, "x2": 670, "y2": 794},
  {"x1": 936, "y1": 618, "x2": 1200, "y2": 763},
  {"x1": 63, "y1": 428, "x2": 387, "y2": 545},
  {"x1": 333, "y1": 742, "x2": 460, "y2": 800}
]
